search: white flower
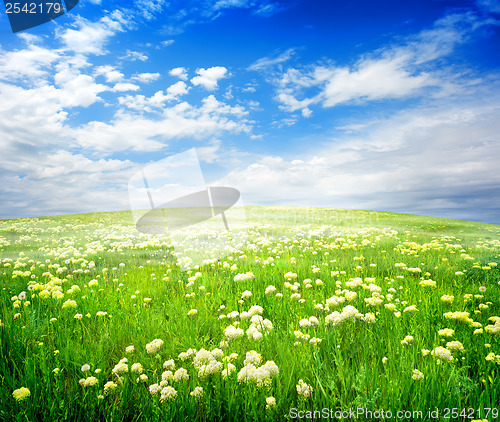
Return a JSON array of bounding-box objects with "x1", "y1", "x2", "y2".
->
[
  {"x1": 81, "y1": 364, "x2": 91, "y2": 372},
  {"x1": 244, "y1": 350, "x2": 262, "y2": 367},
  {"x1": 12, "y1": 387, "x2": 30, "y2": 401},
  {"x1": 160, "y1": 386, "x2": 177, "y2": 403},
  {"x1": 163, "y1": 359, "x2": 175, "y2": 370},
  {"x1": 104, "y1": 381, "x2": 117, "y2": 395},
  {"x1": 266, "y1": 396, "x2": 276, "y2": 409},
  {"x1": 190, "y1": 386, "x2": 204, "y2": 399},
  {"x1": 173, "y1": 368, "x2": 189, "y2": 382},
  {"x1": 431, "y1": 346, "x2": 454, "y2": 363},
  {"x1": 146, "y1": 339, "x2": 164, "y2": 355},
  {"x1": 149, "y1": 383, "x2": 161, "y2": 396},
  {"x1": 412, "y1": 369, "x2": 424, "y2": 381},
  {"x1": 296, "y1": 379, "x2": 313, "y2": 399},
  {"x1": 131, "y1": 363, "x2": 144, "y2": 374}
]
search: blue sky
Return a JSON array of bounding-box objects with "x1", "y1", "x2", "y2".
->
[{"x1": 0, "y1": 0, "x2": 499, "y2": 223}]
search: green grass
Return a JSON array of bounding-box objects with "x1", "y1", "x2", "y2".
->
[{"x1": 1, "y1": 207, "x2": 499, "y2": 421}]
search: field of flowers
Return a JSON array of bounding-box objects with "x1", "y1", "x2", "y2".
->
[{"x1": 1, "y1": 207, "x2": 500, "y2": 421}]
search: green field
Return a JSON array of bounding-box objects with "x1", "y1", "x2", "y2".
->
[{"x1": 1, "y1": 207, "x2": 500, "y2": 421}]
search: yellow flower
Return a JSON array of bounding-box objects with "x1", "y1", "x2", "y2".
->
[{"x1": 12, "y1": 387, "x2": 30, "y2": 401}]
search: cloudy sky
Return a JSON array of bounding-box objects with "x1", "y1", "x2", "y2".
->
[{"x1": 0, "y1": 0, "x2": 499, "y2": 223}]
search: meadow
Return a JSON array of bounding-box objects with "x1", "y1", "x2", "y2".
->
[{"x1": 1, "y1": 207, "x2": 499, "y2": 421}]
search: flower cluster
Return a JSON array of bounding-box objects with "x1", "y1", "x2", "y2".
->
[{"x1": 146, "y1": 339, "x2": 164, "y2": 355}]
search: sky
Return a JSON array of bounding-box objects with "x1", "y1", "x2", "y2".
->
[{"x1": 0, "y1": 0, "x2": 499, "y2": 223}]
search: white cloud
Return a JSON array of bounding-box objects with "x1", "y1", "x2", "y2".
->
[
  {"x1": 75, "y1": 95, "x2": 251, "y2": 154},
  {"x1": 166, "y1": 81, "x2": 190, "y2": 99},
  {"x1": 122, "y1": 50, "x2": 149, "y2": 62},
  {"x1": 248, "y1": 48, "x2": 296, "y2": 71},
  {"x1": 273, "y1": 12, "x2": 497, "y2": 116},
  {"x1": 112, "y1": 82, "x2": 141, "y2": 92},
  {"x1": 94, "y1": 65, "x2": 124, "y2": 82},
  {"x1": 191, "y1": 66, "x2": 228, "y2": 90},
  {"x1": 57, "y1": 12, "x2": 129, "y2": 55},
  {"x1": 132, "y1": 72, "x2": 161, "y2": 83},
  {"x1": 170, "y1": 67, "x2": 188, "y2": 80},
  {"x1": 0, "y1": 45, "x2": 59, "y2": 81},
  {"x1": 134, "y1": 0, "x2": 169, "y2": 20}
]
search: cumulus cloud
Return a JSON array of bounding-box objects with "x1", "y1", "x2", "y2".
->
[
  {"x1": 0, "y1": 45, "x2": 59, "y2": 81},
  {"x1": 75, "y1": 95, "x2": 250, "y2": 154},
  {"x1": 122, "y1": 50, "x2": 149, "y2": 62},
  {"x1": 191, "y1": 66, "x2": 229, "y2": 90},
  {"x1": 94, "y1": 65, "x2": 124, "y2": 83},
  {"x1": 132, "y1": 72, "x2": 161, "y2": 83},
  {"x1": 57, "y1": 11, "x2": 130, "y2": 55},
  {"x1": 273, "y1": 12, "x2": 497, "y2": 116},
  {"x1": 170, "y1": 67, "x2": 188, "y2": 80}
]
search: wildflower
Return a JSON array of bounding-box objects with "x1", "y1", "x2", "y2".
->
[
  {"x1": 440, "y1": 295, "x2": 454, "y2": 304},
  {"x1": 81, "y1": 364, "x2": 91, "y2": 372},
  {"x1": 421, "y1": 349, "x2": 430, "y2": 357},
  {"x1": 62, "y1": 299, "x2": 77, "y2": 310},
  {"x1": 149, "y1": 384, "x2": 161, "y2": 396},
  {"x1": 444, "y1": 311, "x2": 474, "y2": 325},
  {"x1": 190, "y1": 386, "x2": 204, "y2": 399},
  {"x1": 265, "y1": 285, "x2": 277, "y2": 297},
  {"x1": 224, "y1": 325, "x2": 244, "y2": 341},
  {"x1": 431, "y1": 346, "x2": 454, "y2": 363},
  {"x1": 401, "y1": 335, "x2": 414, "y2": 347},
  {"x1": 82, "y1": 377, "x2": 98, "y2": 387},
  {"x1": 479, "y1": 286, "x2": 487, "y2": 293},
  {"x1": 12, "y1": 387, "x2": 30, "y2": 401},
  {"x1": 382, "y1": 357, "x2": 388, "y2": 364},
  {"x1": 233, "y1": 272, "x2": 255, "y2": 282},
  {"x1": 446, "y1": 341, "x2": 465, "y2": 352},
  {"x1": 296, "y1": 379, "x2": 313, "y2": 399},
  {"x1": 266, "y1": 396, "x2": 276, "y2": 409},
  {"x1": 146, "y1": 339, "x2": 164, "y2": 355},
  {"x1": 403, "y1": 305, "x2": 418, "y2": 313},
  {"x1": 125, "y1": 345, "x2": 135, "y2": 354},
  {"x1": 163, "y1": 359, "x2": 175, "y2": 370},
  {"x1": 112, "y1": 362, "x2": 128, "y2": 375},
  {"x1": 104, "y1": 381, "x2": 117, "y2": 395},
  {"x1": 363, "y1": 313, "x2": 376, "y2": 324},
  {"x1": 412, "y1": 369, "x2": 424, "y2": 381},
  {"x1": 299, "y1": 318, "x2": 311, "y2": 329},
  {"x1": 244, "y1": 350, "x2": 262, "y2": 366},
  {"x1": 419, "y1": 279, "x2": 436, "y2": 288},
  {"x1": 131, "y1": 363, "x2": 143, "y2": 374},
  {"x1": 187, "y1": 309, "x2": 197, "y2": 317},
  {"x1": 173, "y1": 368, "x2": 189, "y2": 382},
  {"x1": 438, "y1": 328, "x2": 454, "y2": 338},
  {"x1": 137, "y1": 374, "x2": 149, "y2": 383},
  {"x1": 160, "y1": 386, "x2": 177, "y2": 403},
  {"x1": 241, "y1": 290, "x2": 252, "y2": 299}
]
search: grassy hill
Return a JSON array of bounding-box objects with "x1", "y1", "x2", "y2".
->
[{"x1": 1, "y1": 207, "x2": 499, "y2": 421}]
